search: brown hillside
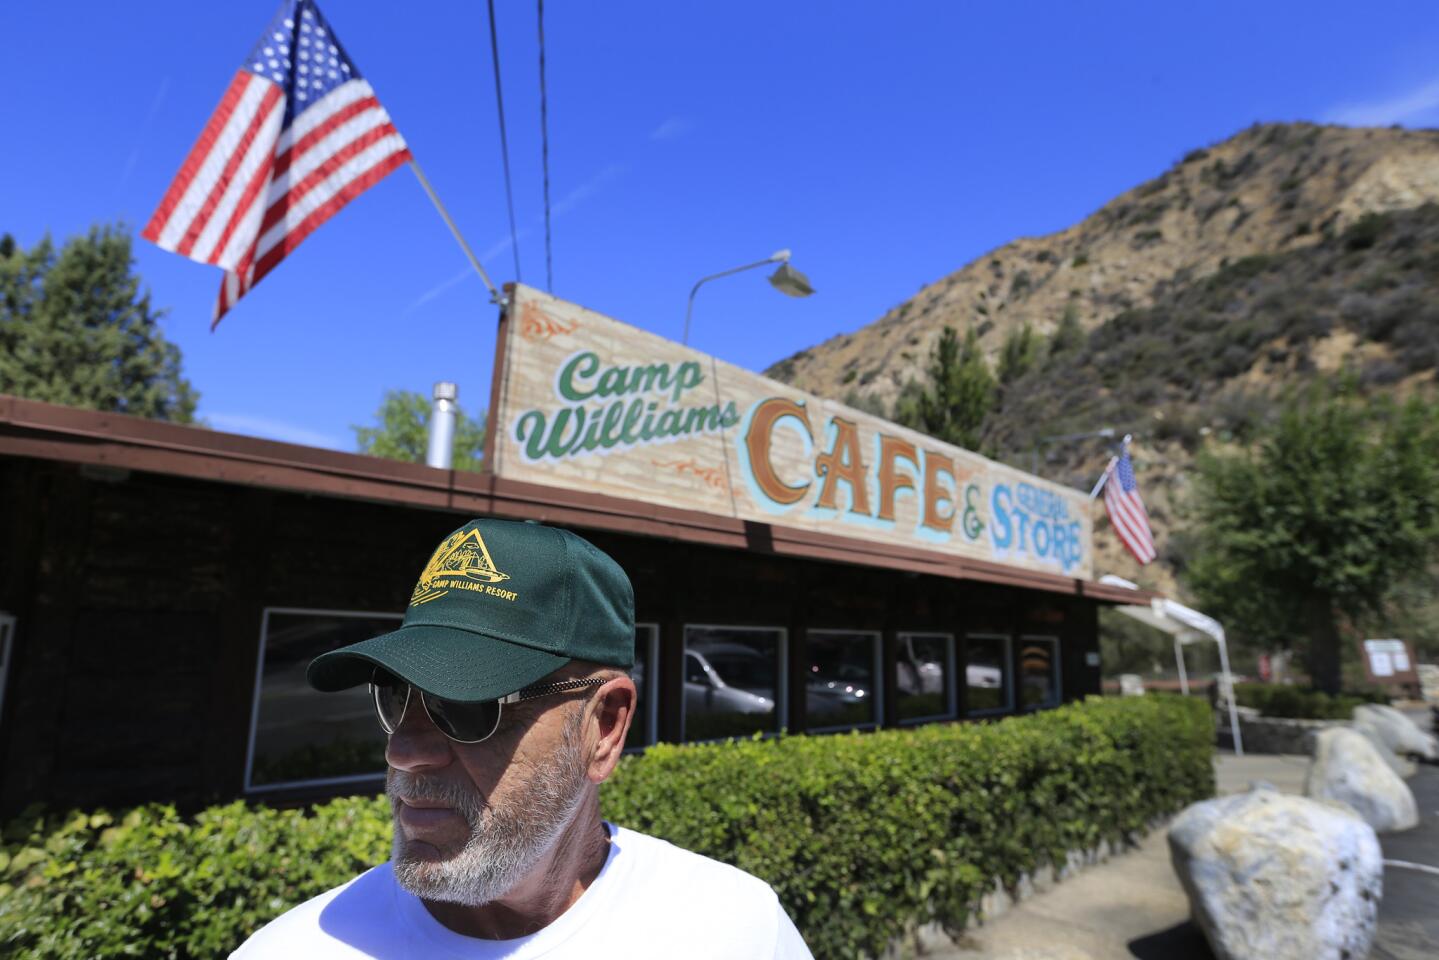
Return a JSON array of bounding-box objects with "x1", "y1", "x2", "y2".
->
[
  {"x1": 766, "y1": 123, "x2": 1439, "y2": 414},
  {"x1": 991, "y1": 202, "x2": 1439, "y2": 592},
  {"x1": 764, "y1": 122, "x2": 1439, "y2": 595}
]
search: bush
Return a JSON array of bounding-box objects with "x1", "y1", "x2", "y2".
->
[
  {"x1": 1233, "y1": 682, "x2": 1389, "y2": 720},
  {"x1": 0, "y1": 697, "x2": 1214, "y2": 960}
]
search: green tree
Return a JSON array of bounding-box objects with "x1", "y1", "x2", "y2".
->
[
  {"x1": 1185, "y1": 387, "x2": 1439, "y2": 693},
  {"x1": 893, "y1": 325, "x2": 996, "y2": 450},
  {"x1": 1047, "y1": 301, "x2": 1085, "y2": 360},
  {"x1": 0, "y1": 225, "x2": 197, "y2": 421},
  {"x1": 996, "y1": 322, "x2": 1041, "y2": 384},
  {"x1": 353, "y1": 389, "x2": 487, "y2": 471}
]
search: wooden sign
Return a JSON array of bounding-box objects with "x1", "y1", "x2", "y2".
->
[
  {"x1": 489, "y1": 285, "x2": 1094, "y2": 581},
  {"x1": 1360, "y1": 638, "x2": 1419, "y2": 689}
]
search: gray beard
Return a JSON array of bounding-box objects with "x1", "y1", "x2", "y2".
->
[{"x1": 387, "y1": 708, "x2": 589, "y2": 907}]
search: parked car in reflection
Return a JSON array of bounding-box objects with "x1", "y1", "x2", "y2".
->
[
  {"x1": 684, "y1": 644, "x2": 775, "y2": 716},
  {"x1": 806, "y1": 662, "x2": 873, "y2": 719},
  {"x1": 967, "y1": 664, "x2": 1003, "y2": 689},
  {"x1": 896, "y1": 658, "x2": 944, "y2": 695},
  {"x1": 896, "y1": 636, "x2": 945, "y2": 695}
]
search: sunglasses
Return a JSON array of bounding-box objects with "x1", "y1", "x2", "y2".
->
[{"x1": 369, "y1": 669, "x2": 607, "y2": 744}]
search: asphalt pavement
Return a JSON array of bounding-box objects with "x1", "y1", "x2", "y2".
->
[
  {"x1": 926, "y1": 752, "x2": 1439, "y2": 960},
  {"x1": 1373, "y1": 764, "x2": 1439, "y2": 960}
]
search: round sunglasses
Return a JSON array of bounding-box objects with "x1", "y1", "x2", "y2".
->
[{"x1": 369, "y1": 669, "x2": 607, "y2": 744}]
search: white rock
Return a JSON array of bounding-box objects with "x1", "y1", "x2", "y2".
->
[
  {"x1": 1354, "y1": 724, "x2": 1416, "y2": 778},
  {"x1": 1352, "y1": 704, "x2": 1439, "y2": 761},
  {"x1": 1168, "y1": 787, "x2": 1382, "y2": 960},
  {"x1": 1306, "y1": 727, "x2": 1419, "y2": 833}
]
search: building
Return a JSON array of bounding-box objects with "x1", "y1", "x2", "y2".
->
[{"x1": 0, "y1": 287, "x2": 1147, "y2": 815}]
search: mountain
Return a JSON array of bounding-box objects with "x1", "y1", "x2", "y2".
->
[{"x1": 765, "y1": 123, "x2": 1439, "y2": 593}]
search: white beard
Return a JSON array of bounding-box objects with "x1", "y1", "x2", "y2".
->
[{"x1": 388, "y1": 707, "x2": 589, "y2": 907}]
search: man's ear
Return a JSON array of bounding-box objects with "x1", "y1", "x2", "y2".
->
[{"x1": 586, "y1": 675, "x2": 636, "y2": 784}]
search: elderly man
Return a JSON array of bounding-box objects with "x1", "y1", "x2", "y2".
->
[{"x1": 233, "y1": 519, "x2": 811, "y2": 958}]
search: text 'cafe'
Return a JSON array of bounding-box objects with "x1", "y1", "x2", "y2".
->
[{"x1": 0, "y1": 285, "x2": 1149, "y2": 814}]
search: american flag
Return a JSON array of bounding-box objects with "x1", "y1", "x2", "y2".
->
[
  {"x1": 143, "y1": 0, "x2": 410, "y2": 325},
  {"x1": 1103, "y1": 448, "x2": 1156, "y2": 565}
]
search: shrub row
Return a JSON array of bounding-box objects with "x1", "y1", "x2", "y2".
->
[
  {"x1": 1233, "y1": 682, "x2": 1388, "y2": 720},
  {"x1": 0, "y1": 695, "x2": 1214, "y2": 959}
]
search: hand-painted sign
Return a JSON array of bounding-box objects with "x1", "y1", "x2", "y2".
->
[{"x1": 491, "y1": 285, "x2": 1094, "y2": 580}]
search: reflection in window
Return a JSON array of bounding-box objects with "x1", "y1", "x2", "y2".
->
[
  {"x1": 806, "y1": 630, "x2": 880, "y2": 730},
  {"x1": 683, "y1": 626, "x2": 783, "y2": 742},
  {"x1": 1019, "y1": 635, "x2": 1060, "y2": 709},
  {"x1": 625, "y1": 624, "x2": 658, "y2": 752},
  {"x1": 965, "y1": 634, "x2": 1012, "y2": 715},
  {"x1": 247, "y1": 610, "x2": 400, "y2": 790},
  {"x1": 896, "y1": 632, "x2": 954, "y2": 722}
]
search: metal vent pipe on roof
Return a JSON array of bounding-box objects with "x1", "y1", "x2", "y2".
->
[{"x1": 426, "y1": 381, "x2": 458, "y2": 470}]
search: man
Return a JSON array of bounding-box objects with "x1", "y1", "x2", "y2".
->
[{"x1": 233, "y1": 518, "x2": 812, "y2": 958}]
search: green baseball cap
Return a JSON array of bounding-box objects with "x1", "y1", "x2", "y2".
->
[{"x1": 307, "y1": 519, "x2": 634, "y2": 701}]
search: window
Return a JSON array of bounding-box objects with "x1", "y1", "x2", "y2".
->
[
  {"x1": 246, "y1": 608, "x2": 401, "y2": 791},
  {"x1": 624, "y1": 624, "x2": 659, "y2": 752},
  {"x1": 1018, "y1": 635, "x2": 1061, "y2": 710},
  {"x1": 805, "y1": 629, "x2": 881, "y2": 731},
  {"x1": 0, "y1": 612, "x2": 13, "y2": 727},
  {"x1": 965, "y1": 633, "x2": 1013, "y2": 716},
  {"x1": 683, "y1": 625, "x2": 785, "y2": 742},
  {"x1": 896, "y1": 632, "x2": 955, "y2": 723}
]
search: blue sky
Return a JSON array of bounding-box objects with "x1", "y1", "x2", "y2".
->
[{"x1": 5, "y1": 1, "x2": 1439, "y2": 450}]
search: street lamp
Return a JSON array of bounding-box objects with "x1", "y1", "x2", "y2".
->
[{"x1": 683, "y1": 249, "x2": 814, "y2": 345}]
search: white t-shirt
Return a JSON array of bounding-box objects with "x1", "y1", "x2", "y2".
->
[{"x1": 231, "y1": 824, "x2": 812, "y2": 959}]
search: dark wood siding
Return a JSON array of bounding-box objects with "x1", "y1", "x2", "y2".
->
[{"x1": 0, "y1": 456, "x2": 1104, "y2": 816}]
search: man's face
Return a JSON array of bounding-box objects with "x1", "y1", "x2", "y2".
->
[{"x1": 383, "y1": 680, "x2": 593, "y2": 907}]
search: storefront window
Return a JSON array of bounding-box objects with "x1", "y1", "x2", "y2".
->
[
  {"x1": 683, "y1": 625, "x2": 784, "y2": 742},
  {"x1": 806, "y1": 630, "x2": 880, "y2": 730},
  {"x1": 247, "y1": 609, "x2": 400, "y2": 790},
  {"x1": 1019, "y1": 635, "x2": 1061, "y2": 710},
  {"x1": 965, "y1": 633, "x2": 1012, "y2": 715},
  {"x1": 624, "y1": 624, "x2": 658, "y2": 752},
  {"x1": 896, "y1": 632, "x2": 954, "y2": 723}
]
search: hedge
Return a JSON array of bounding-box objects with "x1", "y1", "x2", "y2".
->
[
  {"x1": 1233, "y1": 682, "x2": 1389, "y2": 720},
  {"x1": 0, "y1": 695, "x2": 1213, "y2": 959}
]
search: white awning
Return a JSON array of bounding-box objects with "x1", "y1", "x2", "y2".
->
[{"x1": 1098, "y1": 574, "x2": 1242, "y2": 755}]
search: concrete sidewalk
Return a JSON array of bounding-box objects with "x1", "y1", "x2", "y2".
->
[{"x1": 923, "y1": 753, "x2": 1438, "y2": 960}]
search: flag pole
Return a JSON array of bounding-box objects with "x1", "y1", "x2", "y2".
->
[
  {"x1": 1088, "y1": 433, "x2": 1132, "y2": 500},
  {"x1": 407, "y1": 159, "x2": 506, "y2": 305},
  {"x1": 1088, "y1": 459, "x2": 1116, "y2": 500}
]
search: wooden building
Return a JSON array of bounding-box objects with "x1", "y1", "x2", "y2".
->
[{"x1": 0, "y1": 288, "x2": 1148, "y2": 816}]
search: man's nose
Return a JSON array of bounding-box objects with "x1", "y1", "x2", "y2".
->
[{"x1": 385, "y1": 697, "x2": 453, "y2": 772}]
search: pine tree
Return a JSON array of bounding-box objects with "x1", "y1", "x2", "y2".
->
[
  {"x1": 893, "y1": 326, "x2": 996, "y2": 451},
  {"x1": 353, "y1": 389, "x2": 487, "y2": 471},
  {"x1": 1047, "y1": 301, "x2": 1085, "y2": 359},
  {"x1": 997, "y1": 322, "x2": 1041, "y2": 384},
  {"x1": 0, "y1": 225, "x2": 197, "y2": 421}
]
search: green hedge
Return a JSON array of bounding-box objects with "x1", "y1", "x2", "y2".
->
[
  {"x1": 1233, "y1": 682, "x2": 1389, "y2": 720},
  {"x1": 0, "y1": 695, "x2": 1213, "y2": 959}
]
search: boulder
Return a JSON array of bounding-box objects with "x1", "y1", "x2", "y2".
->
[
  {"x1": 1305, "y1": 727, "x2": 1419, "y2": 833},
  {"x1": 1354, "y1": 724, "x2": 1416, "y2": 778},
  {"x1": 1168, "y1": 786, "x2": 1382, "y2": 960},
  {"x1": 1352, "y1": 704, "x2": 1439, "y2": 761}
]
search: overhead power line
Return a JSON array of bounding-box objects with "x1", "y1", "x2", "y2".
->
[
  {"x1": 486, "y1": 0, "x2": 522, "y2": 283},
  {"x1": 537, "y1": 0, "x2": 554, "y2": 292}
]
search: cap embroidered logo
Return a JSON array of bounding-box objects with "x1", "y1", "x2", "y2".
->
[{"x1": 411, "y1": 527, "x2": 512, "y2": 606}]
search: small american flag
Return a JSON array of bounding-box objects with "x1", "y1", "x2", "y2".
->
[
  {"x1": 1103, "y1": 448, "x2": 1156, "y2": 565},
  {"x1": 143, "y1": 0, "x2": 411, "y2": 325}
]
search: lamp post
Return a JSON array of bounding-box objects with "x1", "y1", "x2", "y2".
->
[{"x1": 683, "y1": 249, "x2": 814, "y2": 346}]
